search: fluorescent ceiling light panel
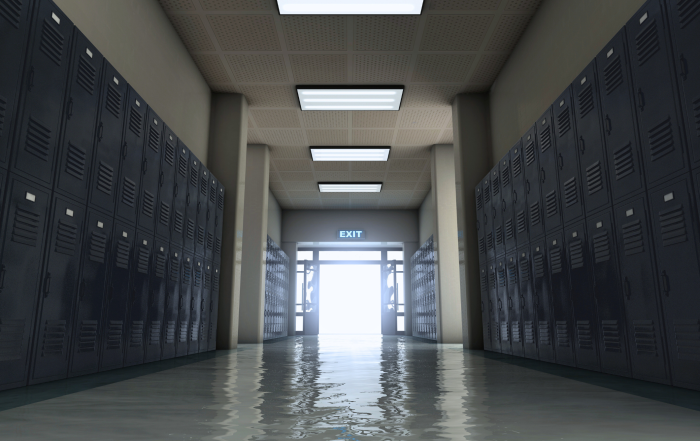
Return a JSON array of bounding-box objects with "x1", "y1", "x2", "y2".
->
[
  {"x1": 297, "y1": 86, "x2": 404, "y2": 111},
  {"x1": 277, "y1": 0, "x2": 423, "y2": 15},
  {"x1": 311, "y1": 147, "x2": 390, "y2": 162},
  {"x1": 318, "y1": 183, "x2": 383, "y2": 193}
]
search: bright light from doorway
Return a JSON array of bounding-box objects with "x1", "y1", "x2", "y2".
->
[{"x1": 320, "y1": 264, "x2": 381, "y2": 335}]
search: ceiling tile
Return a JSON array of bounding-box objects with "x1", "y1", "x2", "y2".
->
[
  {"x1": 167, "y1": 15, "x2": 215, "y2": 52},
  {"x1": 250, "y1": 109, "x2": 301, "y2": 128},
  {"x1": 351, "y1": 171, "x2": 386, "y2": 181},
  {"x1": 240, "y1": 85, "x2": 298, "y2": 107},
  {"x1": 505, "y1": 0, "x2": 542, "y2": 11},
  {"x1": 322, "y1": 200, "x2": 351, "y2": 208},
  {"x1": 283, "y1": 181, "x2": 318, "y2": 191},
  {"x1": 355, "y1": 16, "x2": 420, "y2": 51},
  {"x1": 211, "y1": 84, "x2": 240, "y2": 93},
  {"x1": 420, "y1": 15, "x2": 494, "y2": 51},
  {"x1": 248, "y1": 117, "x2": 255, "y2": 128},
  {"x1": 351, "y1": 161, "x2": 388, "y2": 171},
  {"x1": 290, "y1": 54, "x2": 347, "y2": 83},
  {"x1": 398, "y1": 109, "x2": 451, "y2": 128},
  {"x1": 269, "y1": 171, "x2": 281, "y2": 181},
  {"x1": 415, "y1": 181, "x2": 431, "y2": 191},
  {"x1": 402, "y1": 85, "x2": 463, "y2": 107},
  {"x1": 280, "y1": 171, "x2": 314, "y2": 181},
  {"x1": 383, "y1": 182, "x2": 417, "y2": 191},
  {"x1": 387, "y1": 172, "x2": 422, "y2": 181},
  {"x1": 273, "y1": 159, "x2": 312, "y2": 171},
  {"x1": 352, "y1": 111, "x2": 398, "y2": 128},
  {"x1": 380, "y1": 190, "x2": 414, "y2": 199},
  {"x1": 470, "y1": 53, "x2": 510, "y2": 84},
  {"x1": 313, "y1": 162, "x2": 350, "y2": 171},
  {"x1": 352, "y1": 129, "x2": 395, "y2": 145},
  {"x1": 282, "y1": 16, "x2": 347, "y2": 51},
  {"x1": 226, "y1": 54, "x2": 288, "y2": 83},
  {"x1": 428, "y1": 0, "x2": 502, "y2": 9},
  {"x1": 269, "y1": 181, "x2": 285, "y2": 191},
  {"x1": 350, "y1": 199, "x2": 379, "y2": 207},
  {"x1": 275, "y1": 199, "x2": 294, "y2": 209},
  {"x1": 247, "y1": 129, "x2": 263, "y2": 143},
  {"x1": 350, "y1": 191, "x2": 384, "y2": 199},
  {"x1": 420, "y1": 170, "x2": 432, "y2": 181},
  {"x1": 320, "y1": 192, "x2": 351, "y2": 199},
  {"x1": 269, "y1": 145, "x2": 308, "y2": 158},
  {"x1": 200, "y1": 0, "x2": 273, "y2": 10},
  {"x1": 411, "y1": 54, "x2": 476, "y2": 83},
  {"x1": 302, "y1": 111, "x2": 349, "y2": 129},
  {"x1": 158, "y1": 0, "x2": 195, "y2": 11},
  {"x1": 388, "y1": 159, "x2": 430, "y2": 171},
  {"x1": 315, "y1": 171, "x2": 350, "y2": 181},
  {"x1": 287, "y1": 191, "x2": 320, "y2": 198},
  {"x1": 191, "y1": 54, "x2": 231, "y2": 84},
  {"x1": 437, "y1": 129, "x2": 454, "y2": 143},
  {"x1": 354, "y1": 55, "x2": 411, "y2": 83},
  {"x1": 396, "y1": 129, "x2": 442, "y2": 145},
  {"x1": 306, "y1": 129, "x2": 348, "y2": 145},
  {"x1": 258, "y1": 129, "x2": 306, "y2": 145},
  {"x1": 208, "y1": 14, "x2": 280, "y2": 51},
  {"x1": 293, "y1": 199, "x2": 323, "y2": 208},
  {"x1": 485, "y1": 14, "x2": 532, "y2": 52},
  {"x1": 390, "y1": 145, "x2": 432, "y2": 158}
]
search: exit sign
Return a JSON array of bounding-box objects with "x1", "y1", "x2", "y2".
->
[{"x1": 337, "y1": 230, "x2": 366, "y2": 240}]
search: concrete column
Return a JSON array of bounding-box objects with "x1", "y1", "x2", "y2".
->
[
  {"x1": 206, "y1": 93, "x2": 248, "y2": 350},
  {"x1": 282, "y1": 242, "x2": 298, "y2": 336},
  {"x1": 238, "y1": 145, "x2": 271, "y2": 344},
  {"x1": 402, "y1": 241, "x2": 419, "y2": 337},
  {"x1": 452, "y1": 93, "x2": 492, "y2": 349}
]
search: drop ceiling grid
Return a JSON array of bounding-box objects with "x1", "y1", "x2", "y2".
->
[{"x1": 159, "y1": 0, "x2": 542, "y2": 208}]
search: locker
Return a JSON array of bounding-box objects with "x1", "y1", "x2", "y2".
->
[
  {"x1": 586, "y1": 210, "x2": 631, "y2": 377},
  {"x1": 475, "y1": 184, "x2": 484, "y2": 264},
  {"x1": 171, "y1": 143, "x2": 189, "y2": 248},
  {"x1": 538, "y1": 108, "x2": 562, "y2": 233},
  {"x1": 544, "y1": 232, "x2": 576, "y2": 367},
  {"x1": 487, "y1": 261, "x2": 501, "y2": 353},
  {"x1": 496, "y1": 258, "x2": 511, "y2": 354},
  {"x1": 206, "y1": 174, "x2": 217, "y2": 262},
  {"x1": 522, "y1": 125, "x2": 544, "y2": 239},
  {"x1": 207, "y1": 262, "x2": 220, "y2": 351},
  {"x1": 183, "y1": 156, "x2": 199, "y2": 252},
  {"x1": 195, "y1": 164, "x2": 209, "y2": 257},
  {"x1": 511, "y1": 141, "x2": 528, "y2": 248},
  {"x1": 161, "y1": 245, "x2": 181, "y2": 360},
  {"x1": 573, "y1": 61, "x2": 613, "y2": 214},
  {"x1": 479, "y1": 263, "x2": 493, "y2": 351},
  {"x1": 565, "y1": 223, "x2": 601, "y2": 372},
  {"x1": 155, "y1": 126, "x2": 177, "y2": 240},
  {"x1": 626, "y1": 0, "x2": 688, "y2": 186},
  {"x1": 88, "y1": 61, "x2": 126, "y2": 215},
  {"x1": 529, "y1": 240, "x2": 555, "y2": 363},
  {"x1": 55, "y1": 29, "x2": 103, "y2": 203},
  {"x1": 553, "y1": 86, "x2": 585, "y2": 224},
  {"x1": 613, "y1": 196, "x2": 670, "y2": 384},
  {"x1": 145, "y1": 238, "x2": 168, "y2": 363},
  {"x1": 99, "y1": 222, "x2": 134, "y2": 371},
  {"x1": 215, "y1": 182, "x2": 225, "y2": 263},
  {"x1": 199, "y1": 261, "x2": 212, "y2": 353},
  {"x1": 137, "y1": 107, "x2": 163, "y2": 233},
  {"x1": 482, "y1": 176, "x2": 493, "y2": 262},
  {"x1": 502, "y1": 149, "x2": 516, "y2": 253},
  {"x1": 29, "y1": 195, "x2": 86, "y2": 384},
  {"x1": 175, "y1": 251, "x2": 193, "y2": 357},
  {"x1": 506, "y1": 252, "x2": 523, "y2": 357},
  {"x1": 11, "y1": 0, "x2": 73, "y2": 188},
  {"x1": 490, "y1": 166, "x2": 504, "y2": 257},
  {"x1": 666, "y1": 0, "x2": 700, "y2": 167},
  {"x1": 0, "y1": 0, "x2": 33, "y2": 170},
  {"x1": 0, "y1": 174, "x2": 48, "y2": 391},
  {"x1": 68, "y1": 209, "x2": 112, "y2": 377},
  {"x1": 596, "y1": 31, "x2": 646, "y2": 202},
  {"x1": 518, "y1": 246, "x2": 540, "y2": 361},
  {"x1": 650, "y1": 177, "x2": 700, "y2": 391},
  {"x1": 123, "y1": 230, "x2": 152, "y2": 367},
  {"x1": 114, "y1": 86, "x2": 146, "y2": 225},
  {"x1": 188, "y1": 257, "x2": 203, "y2": 354}
]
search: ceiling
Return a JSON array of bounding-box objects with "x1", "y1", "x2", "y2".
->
[{"x1": 158, "y1": 0, "x2": 541, "y2": 210}]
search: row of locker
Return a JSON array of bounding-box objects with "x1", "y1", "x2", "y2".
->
[
  {"x1": 411, "y1": 236, "x2": 437, "y2": 341},
  {"x1": 475, "y1": 0, "x2": 700, "y2": 391},
  {"x1": 263, "y1": 236, "x2": 290, "y2": 341}
]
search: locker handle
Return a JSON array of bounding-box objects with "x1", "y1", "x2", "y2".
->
[
  {"x1": 624, "y1": 276, "x2": 631, "y2": 300},
  {"x1": 0, "y1": 264, "x2": 5, "y2": 289},
  {"x1": 187, "y1": 194, "x2": 191, "y2": 206},
  {"x1": 540, "y1": 168, "x2": 545, "y2": 183},
  {"x1": 131, "y1": 288, "x2": 137, "y2": 305},
  {"x1": 502, "y1": 200, "x2": 506, "y2": 212},
  {"x1": 179, "y1": 295, "x2": 183, "y2": 309},
  {"x1": 143, "y1": 158, "x2": 148, "y2": 175},
  {"x1": 210, "y1": 300, "x2": 213, "y2": 312},
  {"x1": 191, "y1": 298, "x2": 195, "y2": 311},
  {"x1": 604, "y1": 115, "x2": 612, "y2": 136},
  {"x1": 680, "y1": 54, "x2": 688, "y2": 81},
  {"x1": 497, "y1": 299, "x2": 502, "y2": 310},
  {"x1": 206, "y1": 209, "x2": 210, "y2": 221},
  {"x1": 201, "y1": 299, "x2": 205, "y2": 312},
  {"x1": 43, "y1": 273, "x2": 51, "y2": 297},
  {"x1": 67, "y1": 98, "x2": 74, "y2": 120},
  {"x1": 579, "y1": 136, "x2": 585, "y2": 154},
  {"x1": 79, "y1": 280, "x2": 86, "y2": 301},
  {"x1": 483, "y1": 213, "x2": 487, "y2": 226},
  {"x1": 513, "y1": 190, "x2": 517, "y2": 203},
  {"x1": 558, "y1": 154, "x2": 563, "y2": 170},
  {"x1": 508, "y1": 297, "x2": 512, "y2": 309},
  {"x1": 28, "y1": 66, "x2": 35, "y2": 91},
  {"x1": 174, "y1": 183, "x2": 178, "y2": 197},
  {"x1": 97, "y1": 123, "x2": 104, "y2": 142},
  {"x1": 637, "y1": 88, "x2": 646, "y2": 111},
  {"x1": 526, "y1": 180, "x2": 530, "y2": 194},
  {"x1": 661, "y1": 270, "x2": 670, "y2": 296},
  {"x1": 159, "y1": 172, "x2": 164, "y2": 187},
  {"x1": 122, "y1": 142, "x2": 128, "y2": 159},
  {"x1": 197, "y1": 202, "x2": 201, "y2": 214},
  {"x1": 489, "y1": 300, "x2": 493, "y2": 311}
]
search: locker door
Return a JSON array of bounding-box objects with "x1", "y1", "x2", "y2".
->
[
  {"x1": 29, "y1": 195, "x2": 85, "y2": 384},
  {"x1": 530, "y1": 240, "x2": 555, "y2": 363},
  {"x1": 208, "y1": 262, "x2": 220, "y2": 351},
  {"x1": 511, "y1": 141, "x2": 528, "y2": 248},
  {"x1": 650, "y1": 177, "x2": 700, "y2": 391},
  {"x1": 517, "y1": 247, "x2": 539, "y2": 360},
  {"x1": 172, "y1": 143, "x2": 189, "y2": 248},
  {"x1": 491, "y1": 167, "x2": 505, "y2": 257},
  {"x1": 666, "y1": 0, "x2": 700, "y2": 167},
  {"x1": 124, "y1": 230, "x2": 152, "y2": 367},
  {"x1": 215, "y1": 182, "x2": 225, "y2": 263},
  {"x1": 496, "y1": 258, "x2": 510, "y2": 354},
  {"x1": 597, "y1": 31, "x2": 646, "y2": 202},
  {"x1": 538, "y1": 109, "x2": 562, "y2": 233},
  {"x1": 99, "y1": 222, "x2": 134, "y2": 371},
  {"x1": 506, "y1": 252, "x2": 523, "y2": 357},
  {"x1": 587, "y1": 210, "x2": 631, "y2": 377},
  {"x1": 565, "y1": 223, "x2": 601, "y2": 371},
  {"x1": 613, "y1": 196, "x2": 670, "y2": 384},
  {"x1": 137, "y1": 108, "x2": 162, "y2": 232},
  {"x1": 483, "y1": 176, "x2": 494, "y2": 261},
  {"x1": 184, "y1": 156, "x2": 199, "y2": 252},
  {"x1": 206, "y1": 175, "x2": 217, "y2": 262},
  {"x1": 161, "y1": 246, "x2": 180, "y2": 360},
  {"x1": 155, "y1": 127, "x2": 176, "y2": 240},
  {"x1": 627, "y1": 0, "x2": 688, "y2": 186},
  {"x1": 544, "y1": 232, "x2": 576, "y2": 367},
  {"x1": 0, "y1": 176, "x2": 49, "y2": 391},
  {"x1": 0, "y1": 0, "x2": 33, "y2": 170},
  {"x1": 68, "y1": 209, "x2": 112, "y2": 377},
  {"x1": 114, "y1": 86, "x2": 145, "y2": 225},
  {"x1": 188, "y1": 258, "x2": 203, "y2": 354},
  {"x1": 553, "y1": 87, "x2": 584, "y2": 225},
  {"x1": 11, "y1": 1, "x2": 73, "y2": 187},
  {"x1": 523, "y1": 125, "x2": 544, "y2": 238},
  {"x1": 145, "y1": 238, "x2": 168, "y2": 363},
  {"x1": 573, "y1": 62, "x2": 612, "y2": 215},
  {"x1": 199, "y1": 261, "x2": 212, "y2": 353},
  {"x1": 502, "y1": 150, "x2": 516, "y2": 253},
  {"x1": 176, "y1": 252, "x2": 193, "y2": 356},
  {"x1": 195, "y1": 165, "x2": 209, "y2": 257},
  {"x1": 479, "y1": 263, "x2": 492, "y2": 351},
  {"x1": 88, "y1": 62, "x2": 126, "y2": 215},
  {"x1": 487, "y1": 262, "x2": 501, "y2": 352}
]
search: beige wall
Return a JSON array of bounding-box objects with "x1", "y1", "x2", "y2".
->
[
  {"x1": 418, "y1": 191, "x2": 435, "y2": 246},
  {"x1": 267, "y1": 191, "x2": 282, "y2": 245},
  {"x1": 54, "y1": 0, "x2": 211, "y2": 161},
  {"x1": 489, "y1": 0, "x2": 646, "y2": 164}
]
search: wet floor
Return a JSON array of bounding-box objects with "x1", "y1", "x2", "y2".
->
[{"x1": 1, "y1": 335, "x2": 700, "y2": 440}]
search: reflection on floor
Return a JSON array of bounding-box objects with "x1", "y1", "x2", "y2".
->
[{"x1": 1, "y1": 335, "x2": 700, "y2": 440}]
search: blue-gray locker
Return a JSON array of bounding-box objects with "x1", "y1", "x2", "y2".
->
[
  {"x1": 155, "y1": 127, "x2": 176, "y2": 240},
  {"x1": 114, "y1": 86, "x2": 145, "y2": 225},
  {"x1": 29, "y1": 195, "x2": 85, "y2": 384},
  {"x1": 544, "y1": 233, "x2": 576, "y2": 366},
  {"x1": 175, "y1": 252, "x2": 193, "y2": 357},
  {"x1": 482, "y1": 176, "x2": 493, "y2": 262},
  {"x1": 496, "y1": 257, "x2": 511, "y2": 354},
  {"x1": 11, "y1": 0, "x2": 73, "y2": 188},
  {"x1": 137, "y1": 108, "x2": 162, "y2": 233},
  {"x1": 479, "y1": 263, "x2": 493, "y2": 351},
  {"x1": 145, "y1": 237, "x2": 168, "y2": 363},
  {"x1": 475, "y1": 184, "x2": 484, "y2": 265},
  {"x1": 161, "y1": 245, "x2": 180, "y2": 360},
  {"x1": 523, "y1": 125, "x2": 544, "y2": 238},
  {"x1": 553, "y1": 87, "x2": 584, "y2": 225},
  {"x1": 511, "y1": 141, "x2": 528, "y2": 248},
  {"x1": 68, "y1": 209, "x2": 112, "y2": 377},
  {"x1": 188, "y1": 257, "x2": 203, "y2": 354},
  {"x1": 183, "y1": 156, "x2": 199, "y2": 252},
  {"x1": 506, "y1": 252, "x2": 523, "y2": 357},
  {"x1": 171, "y1": 142, "x2": 189, "y2": 248},
  {"x1": 502, "y1": 151, "x2": 516, "y2": 253},
  {"x1": 517, "y1": 247, "x2": 539, "y2": 360},
  {"x1": 208, "y1": 262, "x2": 220, "y2": 351},
  {"x1": 206, "y1": 175, "x2": 217, "y2": 261},
  {"x1": 195, "y1": 164, "x2": 209, "y2": 257},
  {"x1": 491, "y1": 166, "x2": 504, "y2": 257},
  {"x1": 487, "y1": 261, "x2": 501, "y2": 353},
  {"x1": 215, "y1": 182, "x2": 224, "y2": 263},
  {"x1": 529, "y1": 240, "x2": 555, "y2": 363},
  {"x1": 538, "y1": 109, "x2": 562, "y2": 233},
  {"x1": 124, "y1": 230, "x2": 152, "y2": 367},
  {"x1": 199, "y1": 261, "x2": 212, "y2": 353}
]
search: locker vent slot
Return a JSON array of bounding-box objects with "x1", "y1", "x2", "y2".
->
[
  {"x1": 164, "y1": 141, "x2": 175, "y2": 166},
  {"x1": 190, "y1": 166, "x2": 198, "y2": 188},
  {"x1": 505, "y1": 218, "x2": 514, "y2": 241},
  {"x1": 539, "y1": 321, "x2": 551, "y2": 345},
  {"x1": 178, "y1": 156, "x2": 187, "y2": 177},
  {"x1": 622, "y1": 220, "x2": 644, "y2": 255},
  {"x1": 519, "y1": 257, "x2": 530, "y2": 281},
  {"x1": 525, "y1": 141, "x2": 535, "y2": 165},
  {"x1": 174, "y1": 211, "x2": 184, "y2": 234},
  {"x1": 490, "y1": 271, "x2": 496, "y2": 290},
  {"x1": 96, "y1": 161, "x2": 114, "y2": 195},
  {"x1": 586, "y1": 161, "x2": 603, "y2": 195},
  {"x1": 633, "y1": 320, "x2": 657, "y2": 356},
  {"x1": 142, "y1": 191, "x2": 155, "y2": 218},
  {"x1": 106, "y1": 321, "x2": 123, "y2": 350},
  {"x1": 483, "y1": 184, "x2": 491, "y2": 203},
  {"x1": 210, "y1": 185, "x2": 216, "y2": 204},
  {"x1": 194, "y1": 266, "x2": 202, "y2": 287},
  {"x1": 478, "y1": 237, "x2": 485, "y2": 255},
  {"x1": 603, "y1": 55, "x2": 623, "y2": 95},
  {"x1": 200, "y1": 322, "x2": 206, "y2": 341},
  {"x1": 512, "y1": 322, "x2": 521, "y2": 343},
  {"x1": 495, "y1": 226, "x2": 503, "y2": 246},
  {"x1": 179, "y1": 321, "x2": 188, "y2": 343},
  {"x1": 480, "y1": 273, "x2": 488, "y2": 292},
  {"x1": 648, "y1": 117, "x2": 675, "y2": 161},
  {"x1": 77, "y1": 55, "x2": 96, "y2": 94},
  {"x1": 190, "y1": 321, "x2": 199, "y2": 342},
  {"x1": 182, "y1": 261, "x2": 192, "y2": 284},
  {"x1": 0, "y1": 319, "x2": 24, "y2": 361},
  {"x1": 564, "y1": 177, "x2": 578, "y2": 207},
  {"x1": 213, "y1": 273, "x2": 219, "y2": 291},
  {"x1": 0, "y1": 0, "x2": 22, "y2": 28},
  {"x1": 205, "y1": 272, "x2": 211, "y2": 289},
  {"x1": 186, "y1": 218, "x2": 195, "y2": 240},
  {"x1": 635, "y1": 19, "x2": 660, "y2": 66},
  {"x1": 501, "y1": 165, "x2": 510, "y2": 187},
  {"x1": 0, "y1": 95, "x2": 5, "y2": 137},
  {"x1": 497, "y1": 267, "x2": 506, "y2": 287},
  {"x1": 77, "y1": 320, "x2": 98, "y2": 353},
  {"x1": 692, "y1": 96, "x2": 700, "y2": 138},
  {"x1": 550, "y1": 246, "x2": 562, "y2": 274},
  {"x1": 89, "y1": 231, "x2": 107, "y2": 263},
  {"x1": 170, "y1": 258, "x2": 180, "y2": 282},
  {"x1": 577, "y1": 321, "x2": 593, "y2": 350},
  {"x1": 512, "y1": 154, "x2": 522, "y2": 177},
  {"x1": 148, "y1": 126, "x2": 160, "y2": 153},
  {"x1": 12, "y1": 205, "x2": 40, "y2": 247},
  {"x1": 602, "y1": 320, "x2": 621, "y2": 352},
  {"x1": 128, "y1": 106, "x2": 142, "y2": 136},
  {"x1": 533, "y1": 253, "x2": 544, "y2": 278},
  {"x1": 55, "y1": 219, "x2": 78, "y2": 256},
  {"x1": 545, "y1": 191, "x2": 558, "y2": 218},
  {"x1": 149, "y1": 321, "x2": 161, "y2": 346},
  {"x1": 215, "y1": 238, "x2": 222, "y2": 255},
  {"x1": 155, "y1": 253, "x2": 166, "y2": 279},
  {"x1": 556, "y1": 321, "x2": 570, "y2": 347},
  {"x1": 557, "y1": 106, "x2": 571, "y2": 136},
  {"x1": 129, "y1": 321, "x2": 143, "y2": 347},
  {"x1": 492, "y1": 175, "x2": 500, "y2": 196},
  {"x1": 539, "y1": 126, "x2": 552, "y2": 153},
  {"x1": 569, "y1": 239, "x2": 584, "y2": 269},
  {"x1": 673, "y1": 320, "x2": 700, "y2": 360},
  {"x1": 197, "y1": 226, "x2": 205, "y2": 246},
  {"x1": 25, "y1": 117, "x2": 51, "y2": 161},
  {"x1": 613, "y1": 143, "x2": 634, "y2": 180},
  {"x1": 507, "y1": 262, "x2": 517, "y2": 285},
  {"x1": 40, "y1": 20, "x2": 64, "y2": 66},
  {"x1": 159, "y1": 202, "x2": 170, "y2": 226},
  {"x1": 529, "y1": 201, "x2": 541, "y2": 225},
  {"x1": 116, "y1": 239, "x2": 130, "y2": 269},
  {"x1": 207, "y1": 232, "x2": 214, "y2": 251},
  {"x1": 105, "y1": 84, "x2": 122, "y2": 119},
  {"x1": 200, "y1": 176, "x2": 208, "y2": 195},
  {"x1": 209, "y1": 321, "x2": 214, "y2": 341},
  {"x1": 516, "y1": 210, "x2": 526, "y2": 234},
  {"x1": 592, "y1": 232, "x2": 611, "y2": 263},
  {"x1": 65, "y1": 143, "x2": 86, "y2": 181},
  {"x1": 501, "y1": 322, "x2": 509, "y2": 342},
  {"x1": 165, "y1": 321, "x2": 176, "y2": 344},
  {"x1": 486, "y1": 232, "x2": 494, "y2": 251},
  {"x1": 494, "y1": 322, "x2": 500, "y2": 342},
  {"x1": 577, "y1": 84, "x2": 594, "y2": 118},
  {"x1": 137, "y1": 246, "x2": 149, "y2": 274},
  {"x1": 41, "y1": 320, "x2": 66, "y2": 356},
  {"x1": 121, "y1": 177, "x2": 136, "y2": 207},
  {"x1": 659, "y1": 205, "x2": 687, "y2": 247},
  {"x1": 525, "y1": 321, "x2": 535, "y2": 344},
  {"x1": 678, "y1": 0, "x2": 700, "y2": 27}
]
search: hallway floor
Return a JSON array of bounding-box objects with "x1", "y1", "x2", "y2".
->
[{"x1": 1, "y1": 335, "x2": 699, "y2": 440}]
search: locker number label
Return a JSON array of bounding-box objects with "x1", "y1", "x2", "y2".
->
[
  {"x1": 97, "y1": 221, "x2": 104, "y2": 229},
  {"x1": 143, "y1": 240, "x2": 148, "y2": 245},
  {"x1": 664, "y1": 192, "x2": 674, "y2": 202},
  {"x1": 596, "y1": 222, "x2": 602, "y2": 228},
  {"x1": 52, "y1": 13, "x2": 60, "y2": 24},
  {"x1": 113, "y1": 77, "x2": 119, "y2": 85},
  {"x1": 122, "y1": 231, "x2": 128, "y2": 238},
  {"x1": 626, "y1": 209, "x2": 634, "y2": 217},
  {"x1": 66, "y1": 209, "x2": 74, "y2": 217},
  {"x1": 86, "y1": 48, "x2": 93, "y2": 58},
  {"x1": 607, "y1": 48, "x2": 614, "y2": 58},
  {"x1": 25, "y1": 192, "x2": 35, "y2": 202},
  {"x1": 640, "y1": 12, "x2": 648, "y2": 24}
]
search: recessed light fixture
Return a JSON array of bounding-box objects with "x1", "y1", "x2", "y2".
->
[
  {"x1": 311, "y1": 146, "x2": 390, "y2": 162},
  {"x1": 318, "y1": 182, "x2": 383, "y2": 193},
  {"x1": 297, "y1": 86, "x2": 404, "y2": 111},
  {"x1": 277, "y1": 0, "x2": 423, "y2": 15}
]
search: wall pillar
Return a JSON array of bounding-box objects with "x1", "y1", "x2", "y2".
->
[
  {"x1": 282, "y1": 242, "x2": 298, "y2": 336},
  {"x1": 402, "y1": 241, "x2": 419, "y2": 336}
]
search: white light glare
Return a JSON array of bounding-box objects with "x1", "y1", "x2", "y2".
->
[
  {"x1": 311, "y1": 148, "x2": 390, "y2": 162},
  {"x1": 301, "y1": 91, "x2": 397, "y2": 95},
  {"x1": 277, "y1": 0, "x2": 423, "y2": 15},
  {"x1": 319, "y1": 183, "x2": 382, "y2": 193},
  {"x1": 304, "y1": 99, "x2": 395, "y2": 102}
]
